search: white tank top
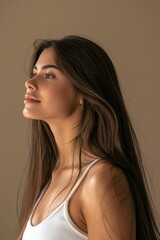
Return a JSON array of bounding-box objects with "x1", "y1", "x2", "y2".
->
[{"x1": 22, "y1": 158, "x2": 100, "y2": 240}]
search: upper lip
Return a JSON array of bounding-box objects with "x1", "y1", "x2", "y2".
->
[{"x1": 24, "y1": 94, "x2": 40, "y2": 101}]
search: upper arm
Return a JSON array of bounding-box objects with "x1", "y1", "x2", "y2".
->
[{"x1": 81, "y1": 162, "x2": 136, "y2": 240}]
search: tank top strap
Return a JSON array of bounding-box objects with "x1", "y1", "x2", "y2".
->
[{"x1": 66, "y1": 158, "x2": 101, "y2": 201}]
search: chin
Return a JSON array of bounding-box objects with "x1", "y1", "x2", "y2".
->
[{"x1": 23, "y1": 109, "x2": 40, "y2": 120}]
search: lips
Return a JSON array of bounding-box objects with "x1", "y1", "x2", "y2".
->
[{"x1": 24, "y1": 94, "x2": 40, "y2": 102}]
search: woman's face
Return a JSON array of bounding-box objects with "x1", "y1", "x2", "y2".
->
[{"x1": 23, "y1": 47, "x2": 82, "y2": 122}]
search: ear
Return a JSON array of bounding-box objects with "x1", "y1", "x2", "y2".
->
[{"x1": 79, "y1": 96, "x2": 83, "y2": 106}]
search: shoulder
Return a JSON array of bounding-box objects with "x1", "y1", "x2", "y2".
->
[
  {"x1": 80, "y1": 159, "x2": 135, "y2": 239},
  {"x1": 82, "y1": 159, "x2": 129, "y2": 198}
]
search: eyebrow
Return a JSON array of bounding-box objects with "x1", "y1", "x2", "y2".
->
[{"x1": 33, "y1": 64, "x2": 59, "y2": 70}]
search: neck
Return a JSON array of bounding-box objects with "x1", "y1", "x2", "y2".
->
[
  {"x1": 44, "y1": 113, "x2": 98, "y2": 169},
  {"x1": 46, "y1": 117, "x2": 81, "y2": 168}
]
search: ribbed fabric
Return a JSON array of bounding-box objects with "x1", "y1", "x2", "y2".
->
[{"x1": 22, "y1": 158, "x2": 100, "y2": 240}]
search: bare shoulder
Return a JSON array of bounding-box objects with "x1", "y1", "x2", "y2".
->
[
  {"x1": 82, "y1": 159, "x2": 130, "y2": 197},
  {"x1": 81, "y1": 159, "x2": 136, "y2": 240}
]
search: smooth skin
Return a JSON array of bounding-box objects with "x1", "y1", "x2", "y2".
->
[{"x1": 23, "y1": 48, "x2": 136, "y2": 239}]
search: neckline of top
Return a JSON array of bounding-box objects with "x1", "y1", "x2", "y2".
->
[{"x1": 29, "y1": 157, "x2": 101, "y2": 228}]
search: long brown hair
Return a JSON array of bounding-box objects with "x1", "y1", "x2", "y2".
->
[{"x1": 17, "y1": 35, "x2": 160, "y2": 239}]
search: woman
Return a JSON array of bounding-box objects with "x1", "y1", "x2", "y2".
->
[{"x1": 17, "y1": 35, "x2": 160, "y2": 239}]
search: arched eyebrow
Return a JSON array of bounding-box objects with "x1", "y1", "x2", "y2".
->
[{"x1": 34, "y1": 64, "x2": 59, "y2": 70}]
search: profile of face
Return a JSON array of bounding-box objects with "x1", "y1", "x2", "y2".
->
[{"x1": 23, "y1": 48, "x2": 82, "y2": 123}]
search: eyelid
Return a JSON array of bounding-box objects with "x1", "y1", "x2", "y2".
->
[
  {"x1": 31, "y1": 72, "x2": 36, "y2": 78},
  {"x1": 45, "y1": 73, "x2": 55, "y2": 78},
  {"x1": 31, "y1": 71, "x2": 56, "y2": 79}
]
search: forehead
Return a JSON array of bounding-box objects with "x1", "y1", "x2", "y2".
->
[{"x1": 35, "y1": 47, "x2": 57, "y2": 66}]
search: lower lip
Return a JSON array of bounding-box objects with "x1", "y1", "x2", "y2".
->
[{"x1": 24, "y1": 99, "x2": 40, "y2": 103}]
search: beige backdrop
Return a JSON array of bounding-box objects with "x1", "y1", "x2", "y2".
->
[{"x1": 0, "y1": 0, "x2": 160, "y2": 239}]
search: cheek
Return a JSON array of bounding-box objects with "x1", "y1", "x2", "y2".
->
[
  {"x1": 45, "y1": 85, "x2": 78, "y2": 116},
  {"x1": 46, "y1": 85, "x2": 69, "y2": 103}
]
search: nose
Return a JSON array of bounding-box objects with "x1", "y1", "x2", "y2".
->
[{"x1": 25, "y1": 78, "x2": 38, "y2": 92}]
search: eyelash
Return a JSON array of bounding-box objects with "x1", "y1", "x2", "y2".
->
[
  {"x1": 31, "y1": 73, "x2": 55, "y2": 79},
  {"x1": 31, "y1": 73, "x2": 36, "y2": 78},
  {"x1": 45, "y1": 73, "x2": 55, "y2": 79}
]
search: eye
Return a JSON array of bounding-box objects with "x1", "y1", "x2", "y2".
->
[
  {"x1": 31, "y1": 72, "x2": 37, "y2": 78},
  {"x1": 45, "y1": 73, "x2": 55, "y2": 79}
]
